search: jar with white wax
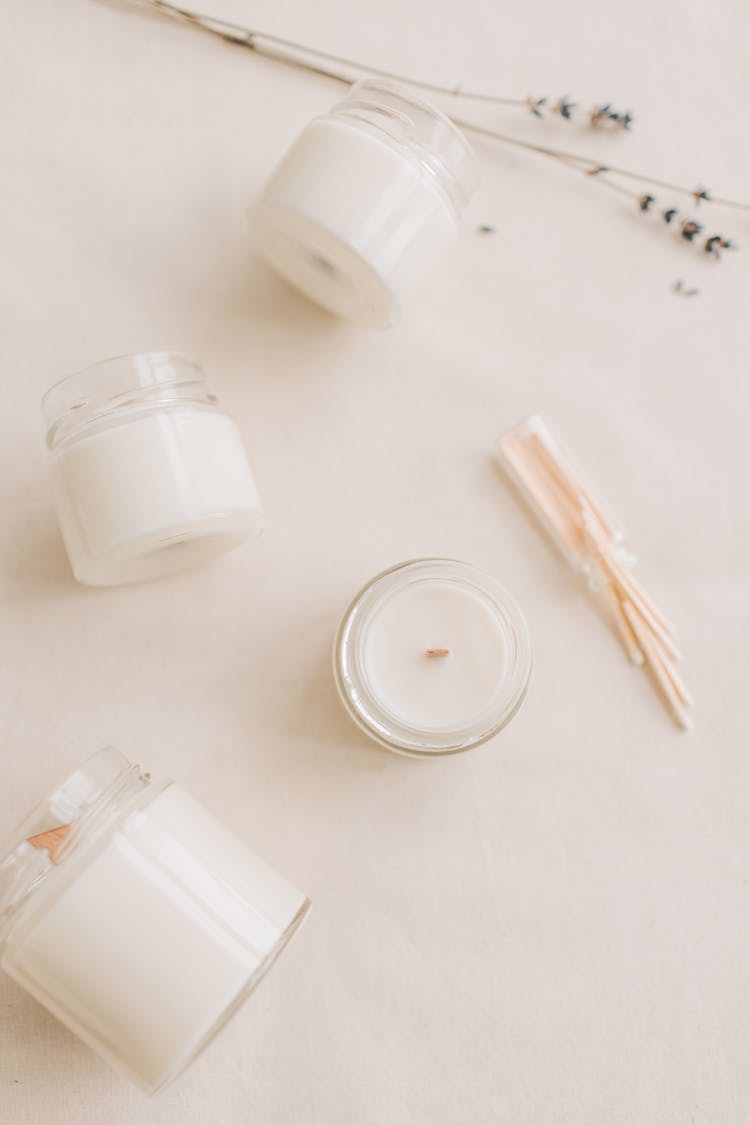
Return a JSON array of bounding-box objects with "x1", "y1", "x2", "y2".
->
[
  {"x1": 0, "y1": 749, "x2": 310, "y2": 1093},
  {"x1": 250, "y1": 80, "x2": 479, "y2": 327},
  {"x1": 334, "y1": 559, "x2": 533, "y2": 756},
  {"x1": 43, "y1": 352, "x2": 264, "y2": 586}
]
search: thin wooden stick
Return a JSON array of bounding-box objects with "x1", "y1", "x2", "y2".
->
[
  {"x1": 582, "y1": 513, "x2": 675, "y2": 636},
  {"x1": 499, "y1": 417, "x2": 692, "y2": 728},
  {"x1": 607, "y1": 586, "x2": 645, "y2": 665},
  {"x1": 498, "y1": 433, "x2": 585, "y2": 555},
  {"x1": 659, "y1": 653, "x2": 695, "y2": 708},
  {"x1": 595, "y1": 550, "x2": 681, "y2": 659},
  {"x1": 527, "y1": 431, "x2": 618, "y2": 544},
  {"x1": 622, "y1": 602, "x2": 691, "y2": 728},
  {"x1": 637, "y1": 615, "x2": 693, "y2": 706}
]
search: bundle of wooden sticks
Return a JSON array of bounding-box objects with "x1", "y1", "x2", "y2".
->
[{"x1": 497, "y1": 417, "x2": 693, "y2": 729}]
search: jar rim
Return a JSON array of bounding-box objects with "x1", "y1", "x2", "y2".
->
[
  {"x1": 333, "y1": 558, "x2": 533, "y2": 757},
  {"x1": 0, "y1": 749, "x2": 154, "y2": 944},
  {"x1": 42, "y1": 351, "x2": 213, "y2": 448},
  {"x1": 329, "y1": 80, "x2": 479, "y2": 212}
]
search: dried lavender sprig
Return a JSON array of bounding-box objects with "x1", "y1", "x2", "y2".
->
[
  {"x1": 459, "y1": 118, "x2": 740, "y2": 256},
  {"x1": 126, "y1": 0, "x2": 750, "y2": 215},
  {"x1": 130, "y1": 0, "x2": 526, "y2": 106},
  {"x1": 645, "y1": 199, "x2": 737, "y2": 257},
  {"x1": 528, "y1": 96, "x2": 633, "y2": 129},
  {"x1": 131, "y1": 2, "x2": 631, "y2": 129},
  {"x1": 452, "y1": 117, "x2": 750, "y2": 213}
]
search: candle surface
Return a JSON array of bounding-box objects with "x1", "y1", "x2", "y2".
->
[
  {"x1": 362, "y1": 580, "x2": 509, "y2": 730},
  {"x1": 334, "y1": 560, "x2": 533, "y2": 756},
  {"x1": 252, "y1": 116, "x2": 459, "y2": 326},
  {"x1": 2, "y1": 783, "x2": 307, "y2": 1092},
  {"x1": 51, "y1": 408, "x2": 263, "y2": 585}
]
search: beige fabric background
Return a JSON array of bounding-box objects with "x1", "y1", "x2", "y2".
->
[{"x1": 1, "y1": 1, "x2": 749, "y2": 1122}]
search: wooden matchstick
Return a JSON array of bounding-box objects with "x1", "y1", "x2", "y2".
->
[
  {"x1": 499, "y1": 433, "x2": 586, "y2": 555},
  {"x1": 622, "y1": 602, "x2": 691, "y2": 729},
  {"x1": 582, "y1": 511, "x2": 675, "y2": 635},
  {"x1": 498, "y1": 416, "x2": 692, "y2": 729},
  {"x1": 527, "y1": 430, "x2": 618, "y2": 543},
  {"x1": 608, "y1": 587, "x2": 644, "y2": 665}
]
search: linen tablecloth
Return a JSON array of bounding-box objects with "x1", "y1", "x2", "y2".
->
[{"x1": 1, "y1": 1, "x2": 748, "y2": 1121}]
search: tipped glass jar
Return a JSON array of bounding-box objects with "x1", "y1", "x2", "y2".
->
[
  {"x1": 334, "y1": 559, "x2": 533, "y2": 757},
  {"x1": 249, "y1": 81, "x2": 479, "y2": 327},
  {"x1": 42, "y1": 352, "x2": 264, "y2": 586},
  {"x1": 0, "y1": 749, "x2": 310, "y2": 1093}
]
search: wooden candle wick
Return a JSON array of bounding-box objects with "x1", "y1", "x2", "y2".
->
[
  {"x1": 27, "y1": 823, "x2": 74, "y2": 865},
  {"x1": 425, "y1": 648, "x2": 450, "y2": 657}
]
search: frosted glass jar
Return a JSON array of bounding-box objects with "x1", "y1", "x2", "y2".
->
[
  {"x1": 0, "y1": 749, "x2": 310, "y2": 1093},
  {"x1": 43, "y1": 352, "x2": 264, "y2": 586},
  {"x1": 334, "y1": 559, "x2": 532, "y2": 757},
  {"x1": 250, "y1": 81, "x2": 479, "y2": 327}
]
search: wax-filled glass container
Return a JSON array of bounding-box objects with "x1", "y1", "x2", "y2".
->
[
  {"x1": 0, "y1": 749, "x2": 310, "y2": 1093},
  {"x1": 249, "y1": 80, "x2": 479, "y2": 327},
  {"x1": 334, "y1": 559, "x2": 532, "y2": 756},
  {"x1": 43, "y1": 352, "x2": 264, "y2": 586}
]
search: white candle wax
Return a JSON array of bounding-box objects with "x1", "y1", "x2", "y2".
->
[
  {"x1": 363, "y1": 580, "x2": 509, "y2": 730},
  {"x1": 334, "y1": 560, "x2": 533, "y2": 756},
  {"x1": 0, "y1": 754, "x2": 309, "y2": 1093},
  {"x1": 250, "y1": 81, "x2": 478, "y2": 327},
  {"x1": 51, "y1": 409, "x2": 263, "y2": 585},
  {"x1": 43, "y1": 353, "x2": 264, "y2": 587}
]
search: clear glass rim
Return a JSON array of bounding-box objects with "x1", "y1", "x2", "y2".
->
[
  {"x1": 0, "y1": 749, "x2": 154, "y2": 945},
  {"x1": 329, "y1": 80, "x2": 479, "y2": 212},
  {"x1": 42, "y1": 351, "x2": 213, "y2": 449},
  {"x1": 333, "y1": 558, "x2": 533, "y2": 757}
]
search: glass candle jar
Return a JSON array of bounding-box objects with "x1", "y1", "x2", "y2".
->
[
  {"x1": 0, "y1": 749, "x2": 309, "y2": 1093},
  {"x1": 42, "y1": 352, "x2": 264, "y2": 586},
  {"x1": 249, "y1": 80, "x2": 479, "y2": 327},
  {"x1": 334, "y1": 559, "x2": 533, "y2": 756}
]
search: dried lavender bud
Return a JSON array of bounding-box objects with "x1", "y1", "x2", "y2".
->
[
  {"x1": 673, "y1": 279, "x2": 700, "y2": 297},
  {"x1": 553, "y1": 96, "x2": 576, "y2": 120},
  {"x1": 527, "y1": 96, "x2": 547, "y2": 118},
  {"x1": 692, "y1": 186, "x2": 711, "y2": 205},
  {"x1": 704, "y1": 235, "x2": 738, "y2": 258},
  {"x1": 639, "y1": 193, "x2": 656, "y2": 212},
  {"x1": 590, "y1": 103, "x2": 631, "y2": 128},
  {"x1": 663, "y1": 208, "x2": 679, "y2": 224},
  {"x1": 680, "y1": 219, "x2": 703, "y2": 242},
  {"x1": 477, "y1": 224, "x2": 496, "y2": 234}
]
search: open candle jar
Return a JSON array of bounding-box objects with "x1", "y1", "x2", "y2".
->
[
  {"x1": 0, "y1": 749, "x2": 309, "y2": 1093},
  {"x1": 42, "y1": 352, "x2": 264, "y2": 586},
  {"x1": 249, "y1": 80, "x2": 479, "y2": 327},
  {"x1": 334, "y1": 559, "x2": 532, "y2": 756}
]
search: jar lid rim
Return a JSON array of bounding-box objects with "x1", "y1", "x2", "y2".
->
[
  {"x1": 42, "y1": 350, "x2": 202, "y2": 416},
  {"x1": 41, "y1": 351, "x2": 212, "y2": 447},
  {"x1": 331, "y1": 80, "x2": 480, "y2": 210},
  {"x1": 333, "y1": 558, "x2": 533, "y2": 756},
  {"x1": 0, "y1": 750, "x2": 152, "y2": 943}
]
